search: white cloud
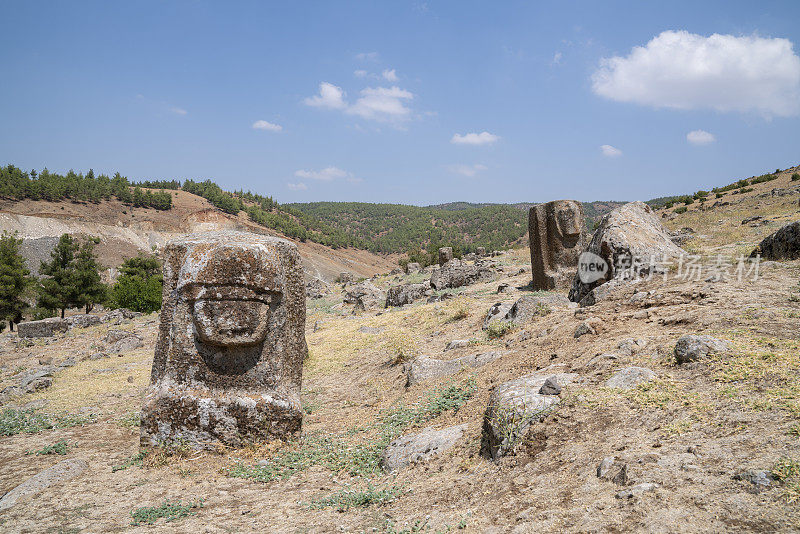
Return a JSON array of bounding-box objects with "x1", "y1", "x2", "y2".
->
[
  {"x1": 450, "y1": 131, "x2": 500, "y2": 146},
  {"x1": 356, "y1": 52, "x2": 379, "y2": 61},
  {"x1": 252, "y1": 120, "x2": 282, "y2": 132},
  {"x1": 294, "y1": 166, "x2": 350, "y2": 181},
  {"x1": 600, "y1": 144, "x2": 622, "y2": 157},
  {"x1": 591, "y1": 30, "x2": 800, "y2": 117},
  {"x1": 170, "y1": 107, "x2": 187, "y2": 116},
  {"x1": 303, "y1": 82, "x2": 346, "y2": 109},
  {"x1": 347, "y1": 86, "x2": 414, "y2": 121},
  {"x1": 287, "y1": 182, "x2": 308, "y2": 191},
  {"x1": 686, "y1": 129, "x2": 716, "y2": 145},
  {"x1": 446, "y1": 163, "x2": 488, "y2": 177},
  {"x1": 382, "y1": 68, "x2": 399, "y2": 82},
  {"x1": 354, "y1": 69, "x2": 367, "y2": 78},
  {"x1": 553, "y1": 52, "x2": 563, "y2": 64}
]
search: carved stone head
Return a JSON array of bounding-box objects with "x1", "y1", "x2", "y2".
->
[{"x1": 140, "y1": 231, "x2": 306, "y2": 450}]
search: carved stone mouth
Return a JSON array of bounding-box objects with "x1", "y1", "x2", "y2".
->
[{"x1": 183, "y1": 284, "x2": 274, "y2": 304}]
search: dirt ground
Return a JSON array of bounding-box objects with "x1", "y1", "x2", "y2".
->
[{"x1": 1, "y1": 174, "x2": 800, "y2": 532}]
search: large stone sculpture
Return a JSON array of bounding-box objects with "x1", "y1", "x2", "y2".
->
[
  {"x1": 528, "y1": 200, "x2": 586, "y2": 290},
  {"x1": 140, "y1": 231, "x2": 307, "y2": 450}
]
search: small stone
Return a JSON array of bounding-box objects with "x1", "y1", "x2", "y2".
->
[
  {"x1": 615, "y1": 482, "x2": 658, "y2": 499},
  {"x1": 597, "y1": 457, "x2": 615, "y2": 478},
  {"x1": 632, "y1": 310, "x2": 649, "y2": 320},
  {"x1": 734, "y1": 470, "x2": 774, "y2": 487},
  {"x1": 39, "y1": 356, "x2": 53, "y2": 366},
  {"x1": 127, "y1": 376, "x2": 134, "y2": 383},
  {"x1": 381, "y1": 424, "x2": 467, "y2": 471},
  {"x1": 539, "y1": 377, "x2": 561, "y2": 395},
  {"x1": 497, "y1": 283, "x2": 510, "y2": 293},
  {"x1": 574, "y1": 317, "x2": 604, "y2": 338}
]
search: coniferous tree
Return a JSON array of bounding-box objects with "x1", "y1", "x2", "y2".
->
[
  {"x1": 37, "y1": 234, "x2": 80, "y2": 318},
  {"x1": 108, "y1": 255, "x2": 162, "y2": 313},
  {"x1": 74, "y1": 237, "x2": 106, "y2": 313},
  {"x1": 0, "y1": 232, "x2": 30, "y2": 330}
]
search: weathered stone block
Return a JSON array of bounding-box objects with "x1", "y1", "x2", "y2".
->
[
  {"x1": 529, "y1": 200, "x2": 586, "y2": 290},
  {"x1": 140, "y1": 231, "x2": 307, "y2": 450},
  {"x1": 17, "y1": 318, "x2": 69, "y2": 338}
]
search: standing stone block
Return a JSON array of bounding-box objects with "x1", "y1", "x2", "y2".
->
[
  {"x1": 529, "y1": 200, "x2": 586, "y2": 290},
  {"x1": 140, "y1": 231, "x2": 307, "y2": 450},
  {"x1": 438, "y1": 247, "x2": 453, "y2": 266},
  {"x1": 476, "y1": 247, "x2": 486, "y2": 257}
]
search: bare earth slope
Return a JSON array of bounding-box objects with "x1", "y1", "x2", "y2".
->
[{"x1": 0, "y1": 191, "x2": 396, "y2": 281}]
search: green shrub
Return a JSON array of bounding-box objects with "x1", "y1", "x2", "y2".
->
[
  {"x1": 674, "y1": 206, "x2": 688, "y2": 214},
  {"x1": 791, "y1": 173, "x2": 800, "y2": 182},
  {"x1": 487, "y1": 320, "x2": 515, "y2": 339},
  {"x1": 309, "y1": 484, "x2": 404, "y2": 512},
  {"x1": 107, "y1": 256, "x2": 162, "y2": 313},
  {"x1": 130, "y1": 500, "x2": 203, "y2": 526}
]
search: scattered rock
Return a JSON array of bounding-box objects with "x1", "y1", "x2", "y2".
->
[
  {"x1": 674, "y1": 335, "x2": 730, "y2": 364},
  {"x1": 734, "y1": 470, "x2": 774, "y2": 487},
  {"x1": 358, "y1": 326, "x2": 384, "y2": 335},
  {"x1": 617, "y1": 338, "x2": 648, "y2": 356},
  {"x1": 497, "y1": 283, "x2": 510, "y2": 293},
  {"x1": 483, "y1": 294, "x2": 570, "y2": 330},
  {"x1": 338, "y1": 272, "x2": 354, "y2": 285},
  {"x1": 444, "y1": 340, "x2": 470, "y2": 351},
  {"x1": 427, "y1": 293, "x2": 454, "y2": 303},
  {"x1": 386, "y1": 282, "x2": 431, "y2": 307},
  {"x1": 480, "y1": 369, "x2": 577, "y2": 459},
  {"x1": 574, "y1": 317, "x2": 604, "y2": 338},
  {"x1": 569, "y1": 201, "x2": 686, "y2": 306},
  {"x1": 17, "y1": 318, "x2": 69, "y2": 338},
  {"x1": 605, "y1": 367, "x2": 656, "y2": 389},
  {"x1": 39, "y1": 356, "x2": 53, "y2": 366},
  {"x1": 597, "y1": 457, "x2": 628, "y2": 485},
  {"x1": 100, "y1": 308, "x2": 142, "y2": 324},
  {"x1": 66, "y1": 314, "x2": 102, "y2": 329},
  {"x1": 305, "y1": 278, "x2": 331, "y2": 300},
  {"x1": 381, "y1": 424, "x2": 468, "y2": 471},
  {"x1": 405, "y1": 262, "x2": 421, "y2": 274},
  {"x1": 430, "y1": 259, "x2": 494, "y2": 290},
  {"x1": 615, "y1": 482, "x2": 658, "y2": 499},
  {"x1": 0, "y1": 458, "x2": 88, "y2": 512},
  {"x1": 741, "y1": 216, "x2": 763, "y2": 225},
  {"x1": 343, "y1": 281, "x2": 386, "y2": 311},
  {"x1": 87, "y1": 352, "x2": 110, "y2": 361},
  {"x1": 406, "y1": 352, "x2": 506, "y2": 386},
  {"x1": 438, "y1": 247, "x2": 453, "y2": 265},
  {"x1": 538, "y1": 377, "x2": 561, "y2": 395},
  {"x1": 751, "y1": 221, "x2": 800, "y2": 260}
]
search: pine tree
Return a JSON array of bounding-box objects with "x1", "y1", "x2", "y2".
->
[
  {"x1": 0, "y1": 232, "x2": 30, "y2": 330},
  {"x1": 74, "y1": 237, "x2": 106, "y2": 313},
  {"x1": 37, "y1": 234, "x2": 80, "y2": 318},
  {"x1": 108, "y1": 255, "x2": 162, "y2": 313}
]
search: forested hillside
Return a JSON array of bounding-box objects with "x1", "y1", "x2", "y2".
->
[
  {"x1": 288, "y1": 202, "x2": 528, "y2": 258},
  {"x1": 1, "y1": 164, "x2": 625, "y2": 262}
]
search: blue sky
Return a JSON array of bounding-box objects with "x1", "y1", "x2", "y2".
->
[{"x1": 2, "y1": 1, "x2": 800, "y2": 205}]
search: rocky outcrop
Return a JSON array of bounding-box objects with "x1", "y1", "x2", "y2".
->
[
  {"x1": 100, "y1": 308, "x2": 142, "y2": 324},
  {"x1": 17, "y1": 318, "x2": 69, "y2": 338},
  {"x1": 405, "y1": 262, "x2": 421, "y2": 274},
  {"x1": 430, "y1": 259, "x2": 494, "y2": 290},
  {"x1": 385, "y1": 282, "x2": 431, "y2": 307},
  {"x1": 569, "y1": 201, "x2": 686, "y2": 306},
  {"x1": 381, "y1": 424, "x2": 468, "y2": 471},
  {"x1": 481, "y1": 369, "x2": 577, "y2": 459},
  {"x1": 529, "y1": 200, "x2": 587, "y2": 290},
  {"x1": 406, "y1": 352, "x2": 506, "y2": 387},
  {"x1": 751, "y1": 221, "x2": 800, "y2": 260}
]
